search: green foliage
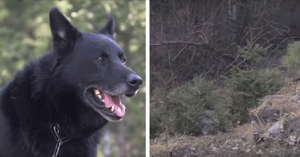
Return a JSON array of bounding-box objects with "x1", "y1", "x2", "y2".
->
[
  {"x1": 169, "y1": 77, "x2": 228, "y2": 134},
  {"x1": 238, "y1": 40, "x2": 272, "y2": 67},
  {"x1": 225, "y1": 69, "x2": 283, "y2": 122},
  {"x1": 150, "y1": 89, "x2": 169, "y2": 137},
  {"x1": 151, "y1": 69, "x2": 284, "y2": 136},
  {"x1": 162, "y1": 77, "x2": 231, "y2": 135},
  {"x1": 0, "y1": 1, "x2": 145, "y2": 157},
  {"x1": 282, "y1": 41, "x2": 300, "y2": 77}
]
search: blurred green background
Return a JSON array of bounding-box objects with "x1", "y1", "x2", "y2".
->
[{"x1": 0, "y1": 0, "x2": 145, "y2": 157}]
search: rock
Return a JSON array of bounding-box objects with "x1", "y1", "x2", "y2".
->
[
  {"x1": 286, "y1": 135, "x2": 298, "y2": 146},
  {"x1": 291, "y1": 93, "x2": 300, "y2": 102},
  {"x1": 266, "y1": 119, "x2": 284, "y2": 136},
  {"x1": 256, "y1": 149, "x2": 263, "y2": 155},
  {"x1": 188, "y1": 110, "x2": 221, "y2": 136},
  {"x1": 245, "y1": 148, "x2": 251, "y2": 153},
  {"x1": 250, "y1": 120, "x2": 257, "y2": 125},
  {"x1": 258, "y1": 109, "x2": 280, "y2": 122},
  {"x1": 285, "y1": 118, "x2": 300, "y2": 136},
  {"x1": 199, "y1": 110, "x2": 220, "y2": 135}
]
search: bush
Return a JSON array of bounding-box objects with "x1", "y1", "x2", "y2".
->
[
  {"x1": 238, "y1": 41, "x2": 272, "y2": 68},
  {"x1": 225, "y1": 69, "x2": 283, "y2": 123},
  {"x1": 282, "y1": 41, "x2": 300, "y2": 77},
  {"x1": 151, "y1": 69, "x2": 284, "y2": 137},
  {"x1": 150, "y1": 89, "x2": 169, "y2": 138},
  {"x1": 167, "y1": 77, "x2": 231, "y2": 135}
]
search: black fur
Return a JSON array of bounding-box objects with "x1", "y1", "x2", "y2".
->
[{"x1": 0, "y1": 7, "x2": 142, "y2": 157}]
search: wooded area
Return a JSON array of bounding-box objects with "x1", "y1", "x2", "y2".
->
[
  {"x1": 151, "y1": 0, "x2": 300, "y2": 156},
  {"x1": 0, "y1": 1, "x2": 145, "y2": 157}
]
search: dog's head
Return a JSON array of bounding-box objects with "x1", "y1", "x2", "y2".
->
[{"x1": 49, "y1": 7, "x2": 142, "y2": 122}]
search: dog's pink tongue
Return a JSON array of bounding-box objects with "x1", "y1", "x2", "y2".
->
[{"x1": 103, "y1": 93, "x2": 125, "y2": 117}]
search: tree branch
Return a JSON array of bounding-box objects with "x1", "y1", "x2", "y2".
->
[{"x1": 150, "y1": 41, "x2": 217, "y2": 53}]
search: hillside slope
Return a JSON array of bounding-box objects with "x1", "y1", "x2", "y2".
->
[{"x1": 151, "y1": 82, "x2": 300, "y2": 157}]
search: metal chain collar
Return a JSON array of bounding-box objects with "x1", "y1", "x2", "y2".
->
[{"x1": 50, "y1": 124, "x2": 70, "y2": 157}]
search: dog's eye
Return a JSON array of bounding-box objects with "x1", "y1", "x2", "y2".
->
[{"x1": 97, "y1": 57, "x2": 104, "y2": 62}]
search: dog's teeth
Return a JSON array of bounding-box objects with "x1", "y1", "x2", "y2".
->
[
  {"x1": 94, "y1": 89, "x2": 100, "y2": 95},
  {"x1": 123, "y1": 105, "x2": 126, "y2": 110},
  {"x1": 135, "y1": 90, "x2": 139, "y2": 95},
  {"x1": 111, "y1": 106, "x2": 115, "y2": 112},
  {"x1": 117, "y1": 107, "x2": 121, "y2": 114},
  {"x1": 97, "y1": 95, "x2": 102, "y2": 99}
]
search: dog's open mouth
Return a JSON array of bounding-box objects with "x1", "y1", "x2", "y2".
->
[
  {"x1": 94, "y1": 89, "x2": 125, "y2": 117},
  {"x1": 86, "y1": 88, "x2": 126, "y2": 122}
]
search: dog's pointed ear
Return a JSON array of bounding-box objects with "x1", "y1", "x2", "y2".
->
[
  {"x1": 98, "y1": 14, "x2": 115, "y2": 37},
  {"x1": 49, "y1": 7, "x2": 82, "y2": 58}
]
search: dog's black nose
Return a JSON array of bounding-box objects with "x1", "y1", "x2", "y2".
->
[{"x1": 128, "y1": 74, "x2": 142, "y2": 87}]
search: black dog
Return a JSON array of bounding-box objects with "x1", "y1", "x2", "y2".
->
[{"x1": 0, "y1": 7, "x2": 142, "y2": 157}]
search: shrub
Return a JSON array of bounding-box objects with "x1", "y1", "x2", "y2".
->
[
  {"x1": 282, "y1": 41, "x2": 300, "y2": 77},
  {"x1": 167, "y1": 77, "x2": 231, "y2": 135},
  {"x1": 225, "y1": 69, "x2": 283, "y2": 123},
  {"x1": 151, "y1": 69, "x2": 284, "y2": 136},
  {"x1": 150, "y1": 89, "x2": 169, "y2": 137},
  {"x1": 238, "y1": 41, "x2": 272, "y2": 68}
]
